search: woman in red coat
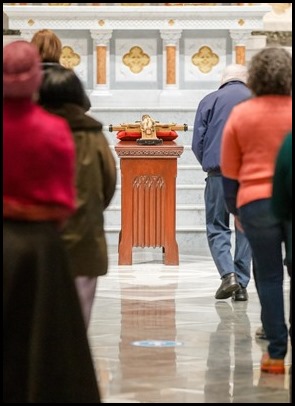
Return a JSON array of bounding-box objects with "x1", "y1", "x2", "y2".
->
[{"x1": 3, "y1": 41, "x2": 101, "y2": 403}]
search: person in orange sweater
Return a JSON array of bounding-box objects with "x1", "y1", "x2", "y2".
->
[{"x1": 221, "y1": 47, "x2": 292, "y2": 375}]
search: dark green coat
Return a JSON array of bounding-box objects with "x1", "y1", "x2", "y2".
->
[
  {"x1": 272, "y1": 132, "x2": 292, "y2": 267},
  {"x1": 46, "y1": 103, "x2": 117, "y2": 277}
]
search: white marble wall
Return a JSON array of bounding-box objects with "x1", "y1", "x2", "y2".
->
[
  {"x1": 115, "y1": 38, "x2": 158, "y2": 83},
  {"x1": 3, "y1": 3, "x2": 290, "y2": 254},
  {"x1": 184, "y1": 37, "x2": 227, "y2": 83}
]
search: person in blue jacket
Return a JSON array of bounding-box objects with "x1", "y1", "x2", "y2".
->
[{"x1": 192, "y1": 64, "x2": 252, "y2": 301}]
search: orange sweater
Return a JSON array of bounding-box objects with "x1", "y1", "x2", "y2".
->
[{"x1": 221, "y1": 95, "x2": 292, "y2": 208}]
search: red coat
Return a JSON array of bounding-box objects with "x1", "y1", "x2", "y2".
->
[
  {"x1": 3, "y1": 101, "x2": 100, "y2": 402},
  {"x1": 3, "y1": 98, "x2": 76, "y2": 221}
]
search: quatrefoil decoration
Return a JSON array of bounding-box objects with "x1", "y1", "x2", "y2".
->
[
  {"x1": 60, "y1": 46, "x2": 81, "y2": 69},
  {"x1": 192, "y1": 45, "x2": 219, "y2": 74},
  {"x1": 122, "y1": 46, "x2": 150, "y2": 74}
]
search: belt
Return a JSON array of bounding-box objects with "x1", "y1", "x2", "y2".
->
[{"x1": 207, "y1": 170, "x2": 221, "y2": 177}]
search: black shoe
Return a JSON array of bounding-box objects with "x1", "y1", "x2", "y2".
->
[
  {"x1": 215, "y1": 273, "x2": 239, "y2": 300},
  {"x1": 232, "y1": 285, "x2": 248, "y2": 301}
]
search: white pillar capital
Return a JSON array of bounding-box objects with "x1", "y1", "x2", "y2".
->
[
  {"x1": 160, "y1": 30, "x2": 182, "y2": 46},
  {"x1": 229, "y1": 29, "x2": 252, "y2": 46},
  {"x1": 90, "y1": 30, "x2": 113, "y2": 46}
]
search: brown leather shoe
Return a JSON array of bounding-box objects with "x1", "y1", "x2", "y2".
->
[
  {"x1": 215, "y1": 273, "x2": 239, "y2": 300},
  {"x1": 232, "y1": 285, "x2": 248, "y2": 301}
]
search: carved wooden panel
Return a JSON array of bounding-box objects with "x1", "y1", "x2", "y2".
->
[
  {"x1": 115, "y1": 141, "x2": 183, "y2": 266},
  {"x1": 132, "y1": 175, "x2": 165, "y2": 248}
]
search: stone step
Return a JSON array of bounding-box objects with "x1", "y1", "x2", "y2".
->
[
  {"x1": 105, "y1": 226, "x2": 210, "y2": 255},
  {"x1": 178, "y1": 165, "x2": 206, "y2": 184},
  {"x1": 178, "y1": 145, "x2": 200, "y2": 165}
]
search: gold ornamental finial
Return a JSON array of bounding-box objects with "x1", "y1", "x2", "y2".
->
[{"x1": 109, "y1": 115, "x2": 188, "y2": 145}]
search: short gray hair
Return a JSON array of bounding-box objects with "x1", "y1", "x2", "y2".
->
[{"x1": 221, "y1": 63, "x2": 248, "y2": 85}]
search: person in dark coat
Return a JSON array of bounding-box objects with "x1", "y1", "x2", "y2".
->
[
  {"x1": 272, "y1": 131, "x2": 292, "y2": 396},
  {"x1": 3, "y1": 40, "x2": 101, "y2": 403},
  {"x1": 192, "y1": 64, "x2": 252, "y2": 302},
  {"x1": 272, "y1": 132, "x2": 292, "y2": 282},
  {"x1": 39, "y1": 65, "x2": 117, "y2": 329}
]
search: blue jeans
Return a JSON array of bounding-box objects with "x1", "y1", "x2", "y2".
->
[
  {"x1": 239, "y1": 198, "x2": 288, "y2": 359},
  {"x1": 205, "y1": 176, "x2": 251, "y2": 287}
]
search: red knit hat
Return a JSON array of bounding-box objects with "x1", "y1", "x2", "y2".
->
[{"x1": 3, "y1": 40, "x2": 42, "y2": 98}]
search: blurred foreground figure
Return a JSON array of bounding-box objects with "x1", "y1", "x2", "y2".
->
[
  {"x1": 272, "y1": 131, "x2": 292, "y2": 401},
  {"x1": 39, "y1": 65, "x2": 117, "y2": 329},
  {"x1": 221, "y1": 47, "x2": 292, "y2": 375},
  {"x1": 3, "y1": 41, "x2": 101, "y2": 403}
]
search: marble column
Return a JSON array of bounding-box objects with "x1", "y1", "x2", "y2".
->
[
  {"x1": 90, "y1": 29, "x2": 112, "y2": 94},
  {"x1": 160, "y1": 30, "x2": 182, "y2": 90},
  {"x1": 229, "y1": 29, "x2": 252, "y2": 65}
]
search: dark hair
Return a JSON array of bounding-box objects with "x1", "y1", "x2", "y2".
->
[
  {"x1": 247, "y1": 47, "x2": 292, "y2": 96},
  {"x1": 39, "y1": 65, "x2": 88, "y2": 109}
]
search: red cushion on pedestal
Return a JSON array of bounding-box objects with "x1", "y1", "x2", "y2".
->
[
  {"x1": 156, "y1": 130, "x2": 178, "y2": 140},
  {"x1": 117, "y1": 131, "x2": 141, "y2": 141},
  {"x1": 116, "y1": 130, "x2": 178, "y2": 141}
]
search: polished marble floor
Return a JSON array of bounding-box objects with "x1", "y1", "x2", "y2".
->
[{"x1": 88, "y1": 248, "x2": 291, "y2": 403}]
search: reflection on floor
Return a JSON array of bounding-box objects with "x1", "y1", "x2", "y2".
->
[{"x1": 88, "y1": 249, "x2": 291, "y2": 403}]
